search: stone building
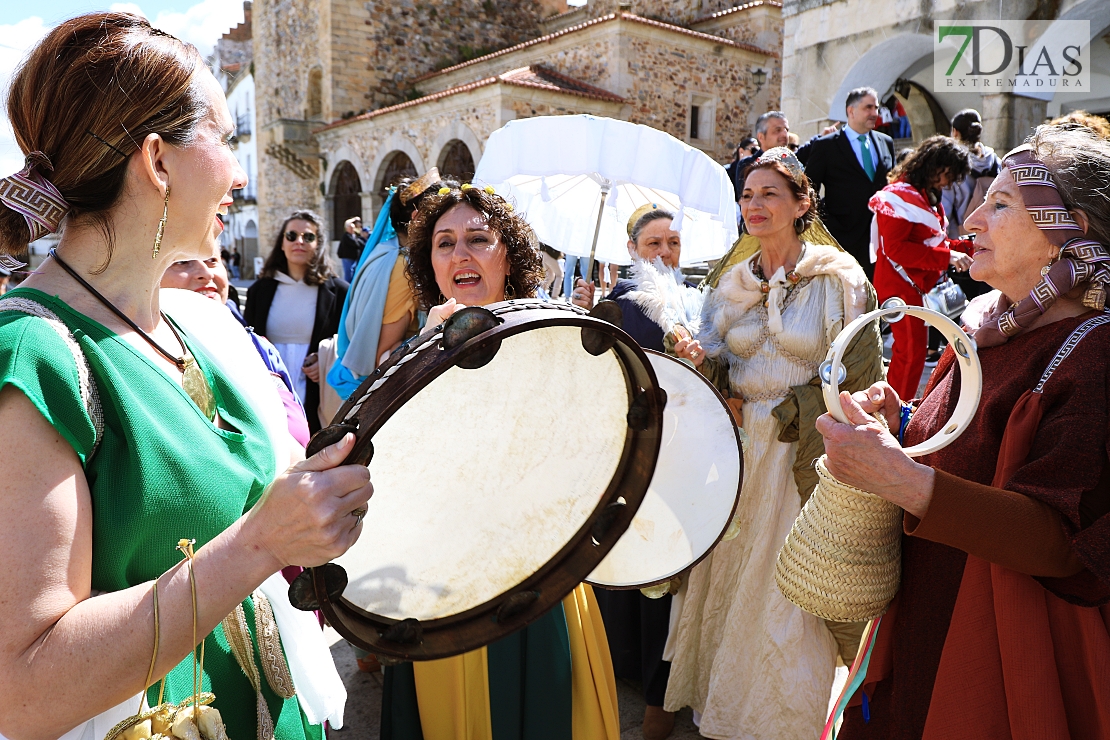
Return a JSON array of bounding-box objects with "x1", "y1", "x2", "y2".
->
[
  {"x1": 780, "y1": 0, "x2": 1110, "y2": 150},
  {"x1": 212, "y1": 2, "x2": 261, "y2": 277},
  {"x1": 251, "y1": 0, "x2": 782, "y2": 257}
]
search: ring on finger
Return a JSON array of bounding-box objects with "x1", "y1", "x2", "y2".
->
[{"x1": 351, "y1": 506, "x2": 367, "y2": 525}]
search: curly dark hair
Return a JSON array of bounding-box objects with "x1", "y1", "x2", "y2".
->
[
  {"x1": 888, "y1": 135, "x2": 971, "y2": 191},
  {"x1": 740, "y1": 159, "x2": 817, "y2": 233},
  {"x1": 259, "y1": 209, "x2": 336, "y2": 285},
  {"x1": 406, "y1": 184, "x2": 544, "y2": 310}
]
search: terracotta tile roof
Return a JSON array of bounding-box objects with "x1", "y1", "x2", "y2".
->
[
  {"x1": 314, "y1": 66, "x2": 622, "y2": 133},
  {"x1": 413, "y1": 11, "x2": 777, "y2": 85},
  {"x1": 692, "y1": 1, "x2": 783, "y2": 24},
  {"x1": 315, "y1": 77, "x2": 500, "y2": 132},
  {"x1": 499, "y1": 65, "x2": 625, "y2": 103},
  {"x1": 221, "y1": 62, "x2": 242, "y2": 74}
]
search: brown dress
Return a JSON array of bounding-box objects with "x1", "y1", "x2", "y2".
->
[{"x1": 841, "y1": 312, "x2": 1110, "y2": 740}]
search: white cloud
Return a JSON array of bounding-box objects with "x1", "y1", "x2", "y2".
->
[
  {"x1": 0, "y1": 2, "x2": 242, "y2": 178},
  {"x1": 0, "y1": 16, "x2": 50, "y2": 178},
  {"x1": 111, "y1": 0, "x2": 244, "y2": 57}
]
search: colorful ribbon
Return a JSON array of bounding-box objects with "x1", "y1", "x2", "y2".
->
[
  {"x1": 974, "y1": 144, "x2": 1110, "y2": 348},
  {"x1": 0, "y1": 152, "x2": 68, "y2": 243}
]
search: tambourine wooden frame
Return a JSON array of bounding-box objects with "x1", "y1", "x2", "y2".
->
[
  {"x1": 822, "y1": 305, "x2": 982, "y2": 457},
  {"x1": 586, "y1": 349, "x2": 744, "y2": 590},
  {"x1": 307, "y1": 299, "x2": 664, "y2": 660}
]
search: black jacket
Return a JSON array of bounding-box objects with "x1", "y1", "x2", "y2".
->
[
  {"x1": 606, "y1": 278, "x2": 696, "y2": 353},
  {"x1": 796, "y1": 128, "x2": 894, "y2": 272},
  {"x1": 337, "y1": 232, "x2": 365, "y2": 260},
  {"x1": 726, "y1": 150, "x2": 762, "y2": 201},
  {"x1": 244, "y1": 274, "x2": 348, "y2": 433}
]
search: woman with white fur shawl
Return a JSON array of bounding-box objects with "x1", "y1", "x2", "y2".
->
[{"x1": 665, "y1": 149, "x2": 884, "y2": 739}]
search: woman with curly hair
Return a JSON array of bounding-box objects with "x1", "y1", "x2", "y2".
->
[
  {"x1": 244, "y1": 209, "x2": 347, "y2": 432},
  {"x1": 870, "y1": 136, "x2": 975, "y2": 400},
  {"x1": 380, "y1": 182, "x2": 621, "y2": 740}
]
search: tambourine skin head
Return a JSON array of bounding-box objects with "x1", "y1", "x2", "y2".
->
[
  {"x1": 821, "y1": 305, "x2": 982, "y2": 457},
  {"x1": 307, "y1": 299, "x2": 664, "y2": 660},
  {"x1": 587, "y1": 349, "x2": 744, "y2": 590}
]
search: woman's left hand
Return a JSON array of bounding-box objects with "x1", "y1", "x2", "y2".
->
[
  {"x1": 815, "y1": 391, "x2": 935, "y2": 518},
  {"x1": 302, "y1": 352, "x2": 320, "y2": 382}
]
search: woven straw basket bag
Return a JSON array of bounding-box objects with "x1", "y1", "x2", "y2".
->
[{"x1": 775, "y1": 302, "x2": 983, "y2": 623}]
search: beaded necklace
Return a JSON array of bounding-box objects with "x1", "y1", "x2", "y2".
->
[{"x1": 752, "y1": 258, "x2": 804, "y2": 307}]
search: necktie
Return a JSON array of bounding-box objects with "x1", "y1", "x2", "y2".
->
[{"x1": 859, "y1": 134, "x2": 876, "y2": 179}]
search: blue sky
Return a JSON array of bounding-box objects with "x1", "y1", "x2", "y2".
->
[
  {"x1": 0, "y1": 1, "x2": 210, "y2": 27},
  {"x1": 1, "y1": 1, "x2": 246, "y2": 175}
]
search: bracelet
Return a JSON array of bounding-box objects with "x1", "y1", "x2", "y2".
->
[{"x1": 898, "y1": 402, "x2": 914, "y2": 446}]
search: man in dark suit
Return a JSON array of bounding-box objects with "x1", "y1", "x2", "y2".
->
[
  {"x1": 727, "y1": 111, "x2": 792, "y2": 200},
  {"x1": 797, "y1": 87, "x2": 894, "y2": 278}
]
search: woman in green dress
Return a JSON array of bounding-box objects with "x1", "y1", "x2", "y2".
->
[{"x1": 0, "y1": 14, "x2": 373, "y2": 740}]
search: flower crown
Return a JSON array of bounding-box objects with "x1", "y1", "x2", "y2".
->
[{"x1": 437, "y1": 183, "x2": 513, "y2": 210}]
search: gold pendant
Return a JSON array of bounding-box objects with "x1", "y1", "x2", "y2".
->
[{"x1": 182, "y1": 356, "x2": 216, "y2": 420}]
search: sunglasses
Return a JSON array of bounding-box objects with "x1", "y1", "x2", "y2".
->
[{"x1": 285, "y1": 230, "x2": 318, "y2": 244}]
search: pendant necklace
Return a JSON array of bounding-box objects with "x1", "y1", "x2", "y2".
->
[{"x1": 50, "y1": 249, "x2": 216, "y2": 419}]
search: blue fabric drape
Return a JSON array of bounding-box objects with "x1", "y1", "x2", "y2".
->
[{"x1": 327, "y1": 190, "x2": 399, "y2": 399}]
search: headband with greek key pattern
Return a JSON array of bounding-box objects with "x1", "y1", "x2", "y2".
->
[
  {"x1": 973, "y1": 144, "x2": 1110, "y2": 348},
  {"x1": 0, "y1": 153, "x2": 69, "y2": 244}
]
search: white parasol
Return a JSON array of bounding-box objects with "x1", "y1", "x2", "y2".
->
[{"x1": 474, "y1": 115, "x2": 738, "y2": 273}]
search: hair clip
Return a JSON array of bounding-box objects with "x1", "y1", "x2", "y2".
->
[
  {"x1": 484, "y1": 186, "x2": 496, "y2": 195},
  {"x1": 505, "y1": 203, "x2": 514, "y2": 211},
  {"x1": 460, "y1": 183, "x2": 475, "y2": 191},
  {"x1": 438, "y1": 187, "x2": 451, "y2": 195}
]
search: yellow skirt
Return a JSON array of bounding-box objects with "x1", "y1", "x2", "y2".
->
[{"x1": 412, "y1": 584, "x2": 620, "y2": 740}]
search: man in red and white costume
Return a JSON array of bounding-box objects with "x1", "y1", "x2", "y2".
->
[{"x1": 870, "y1": 136, "x2": 974, "y2": 399}]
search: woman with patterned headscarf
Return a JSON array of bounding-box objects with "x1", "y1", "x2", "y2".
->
[
  {"x1": 820, "y1": 123, "x2": 1110, "y2": 739},
  {"x1": 666, "y1": 148, "x2": 885, "y2": 739}
]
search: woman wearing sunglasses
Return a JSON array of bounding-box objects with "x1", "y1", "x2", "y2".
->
[{"x1": 245, "y1": 210, "x2": 348, "y2": 432}]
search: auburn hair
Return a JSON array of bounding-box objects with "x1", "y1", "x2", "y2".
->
[{"x1": 0, "y1": 13, "x2": 206, "y2": 257}]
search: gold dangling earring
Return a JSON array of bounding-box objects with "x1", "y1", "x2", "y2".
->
[
  {"x1": 504, "y1": 275, "x2": 516, "y2": 300},
  {"x1": 152, "y1": 186, "x2": 170, "y2": 259}
]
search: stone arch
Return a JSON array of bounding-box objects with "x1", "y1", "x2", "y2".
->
[
  {"x1": 431, "y1": 121, "x2": 483, "y2": 177},
  {"x1": 330, "y1": 161, "x2": 363, "y2": 240},
  {"x1": 1022, "y1": 1, "x2": 1110, "y2": 109},
  {"x1": 368, "y1": 134, "x2": 424, "y2": 195},
  {"x1": 437, "y1": 140, "x2": 476, "y2": 181},
  {"x1": 826, "y1": 33, "x2": 934, "y2": 122},
  {"x1": 377, "y1": 152, "x2": 418, "y2": 193}
]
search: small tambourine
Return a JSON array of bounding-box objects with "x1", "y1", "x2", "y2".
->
[{"x1": 819, "y1": 299, "x2": 982, "y2": 456}]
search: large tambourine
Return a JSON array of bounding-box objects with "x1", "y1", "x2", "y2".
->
[
  {"x1": 291, "y1": 299, "x2": 664, "y2": 659},
  {"x1": 776, "y1": 300, "x2": 983, "y2": 622},
  {"x1": 587, "y1": 349, "x2": 744, "y2": 589}
]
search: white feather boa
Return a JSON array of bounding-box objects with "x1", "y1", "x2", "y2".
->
[{"x1": 625, "y1": 258, "x2": 704, "y2": 336}]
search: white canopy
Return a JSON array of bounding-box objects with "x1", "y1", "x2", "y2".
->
[{"x1": 474, "y1": 115, "x2": 739, "y2": 267}]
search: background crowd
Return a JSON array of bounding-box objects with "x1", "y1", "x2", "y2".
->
[{"x1": 2, "y1": 12, "x2": 1110, "y2": 740}]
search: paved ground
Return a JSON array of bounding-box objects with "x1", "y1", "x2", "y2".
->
[{"x1": 325, "y1": 629, "x2": 846, "y2": 740}]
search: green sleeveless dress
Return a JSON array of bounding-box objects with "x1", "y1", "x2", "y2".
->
[{"x1": 0, "y1": 288, "x2": 321, "y2": 740}]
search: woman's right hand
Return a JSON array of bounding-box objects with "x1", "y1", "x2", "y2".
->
[
  {"x1": 244, "y1": 433, "x2": 374, "y2": 570},
  {"x1": 673, "y1": 337, "x2": 706, "y2": 367},
  {"x1": 850, "y1": 381, "x2": 903, "y2": 430},
  {"x1": 426, "y1": 297, "x2": 464, "y2": 328},
  {"x1": 949, "y1": 250, "x2": 973, "y2": 272}
]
